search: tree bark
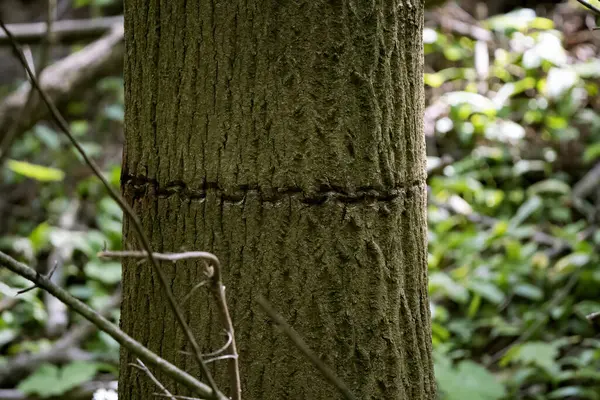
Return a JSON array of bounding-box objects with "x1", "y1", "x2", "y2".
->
[{"x1": 120, "y1": 1, "x2": 435, "y2": 399}]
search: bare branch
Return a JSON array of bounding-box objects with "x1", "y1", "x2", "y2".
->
[
  {"x1": 203, "y1": 330, "x2": 233, "y2": 358},
  {"x1": 205, "y1": 262, "x2": 241, "y2": 400},
  {"x1": 99, "y1": 247, "x2": 241, "y2": 398},
  {"x1": 257, "y1": 296, "x2": 357, "y2": 400},
  {"x1": 180, "y1": 331, "x2": 232, "y2": 358},
  {"x1": 0, "y1": 19, "x2": 221, "y2": 398},
  {"x1": 154, "y1": 395, "x2": 200, "y2": 400},
  {"x1": 0, "y1": 16, "x2": 123, "y2": 45},
  {"x1": 98, "y1": 250, "x2": 219, "y2": 264},
  {"x1": 203, "y1": 355, "x2": 237, "y2": 365},
  {"x1": 131, "y1": 359, "x2": 176, "y2": 400},
  {"x1": 180, "y1": 280, "x2": 208, "y2": 306},
  {"x1": 0, "y1": 250, "x2": 227, "y2": 400},
  {"x1": 0, "y1": 22, "x2": 124, "y2": 146},
  {"x1": 16, "y1": 260, "x2": 59, "y2": 294}
]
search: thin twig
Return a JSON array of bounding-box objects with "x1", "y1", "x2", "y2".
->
[
  {"x1": 179, "y1": 331, "x2": 232, "y2": 358},
  {"x1": 257, "y1": 296, "x2": 357, "y2": 400},
  {"x1": 206, "y1": 262, "x2": 241, "y2": 400},
  {"x1": 16, "y1": 260, "x2": 59, "y2": 294},
  {"x1": 180, "y1": 280, "x2": 208, "y2": 306},
  {"x1": 203, "y1": 330, "x2": 233, "y2": 358},
  {"x1": 0, "y1": 250, "x2": 227, "y2": 400},
  {"x1": 154, "y1": 395, "x2": 200, "y2": 400},
  {"x1": 98, "y1": 250, "x2": 219, "y2": 264},
  {"x1": 204, "y1": 355, "x2": 237, "y2": 364},
  {"x1": 131, "y1": 359, "x2": 176, "y2": 400},
  {"x1": 101, "y1": 250, "x2": 242, "y2": 400},
  {"x1": 0, "y1": 19, "x2": 220, "y2": 399}
]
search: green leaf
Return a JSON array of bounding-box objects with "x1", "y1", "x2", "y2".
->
[
  {"x1": 583, "y1": 142, "x2": 600, "y2": 163},
  {"x1": 435, "y1": 356, "x2": 506, "y2": 400},
  {"x1": 429, "y1": 272, "x2": 469, "y2": 304},
  {"x1": 486, "y1": 8, "x2": 536, "y2": 31},
  {"x1": 6, "y1": 160, "x2": 64, "y2": 182},
  {"x1": 85, "y1": 260, "x2": 122, "y2": 285},
  {"x1": 548, "y1": 386, "x2": 600, "y2": 399},
  {"x1": 60, "y1": 361, "x2": 99, "y2": 390},
  {"x1": 467, "y1": 281, "x2": 505, "y2": 305},
  {"x1": 18, "y1": 364, "x2": 62, "y2": 397},
  {"x1": 484, "y1": 120, "x2": 526, "y2": 144},
  {"x1": 513, "y1": 283, "x2": 543, "y2": 301},
  {"x1": 0, "y1": 329, "x2": 17, "y2": 347},
  {"x1": 509, "y1": 196, "x2": 542, "y2": 228},
  {"x1": 104, "y1": 104, "x2": 124, "y2": 122},
  {"x1": 18, "y1": 362, "x2": 99, "y2": 397},
  {"x1": 444, "y1": 91, "x2": 497, "y2": 115},
  {"x1": 527, "y1": 179, "x2": 571, "y2": 196},
  {"x1": 70, "y1": 120, "x2": 89, "y2": 137},
  {"x1": 33, "y1": 125, "x2": 60, "y2": 150},
  {"x1": 554, "y1": 252, "x2": 590, "y2": 274},
  {"x1": 28, "y1": 222, "x2": 51, "y2": 254},
  {"x1": 501, "y1": 341, "x2": 560, "y2": 375}
]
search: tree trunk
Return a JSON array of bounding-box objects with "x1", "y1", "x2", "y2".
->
[{"x1": 119, "y1": 1, "x2": 435, "y2": 399}]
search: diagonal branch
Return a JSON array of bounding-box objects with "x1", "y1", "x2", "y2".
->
[
  {"x1": 0, "y1": 19, "x2": 221, "y2": 398},
  {"x1": 0, "y1": 289, "x2": 121, "y2": 385},
  {"x1": 257, "y1": 296, "x2": 357, "y2": 400},
  {"x1": 99, "y1": 250, "x2": 241, "y2": 400},
  {"x1": 131, "y1": 359, "x2": 177, "y2": 400},
  {"x1": 0, "y1": 21, "x2": 124, "y2": 146},
  {"x1": 0, "y1": 250, "x2": 227, "y2": 400}
]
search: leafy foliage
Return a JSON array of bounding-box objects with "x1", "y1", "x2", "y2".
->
[
  {"x1": 18, "y1": 362, "x2": 101, "y2": 397},
  {"x1": 427, "y1": 4, "x2": 600, "y2": 399}
]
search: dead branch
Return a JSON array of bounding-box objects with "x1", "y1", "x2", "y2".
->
[
  {"x1": 99, "y1": 250, "x2": 242, "y2": 400},
  {"x1": 0, "y1": 19, "x2": 221, "y2": 398},
  {"x1": 16, "y1": 260, "x2": 59, "y2": 294},
  {"x1": 0, "y1": 22, "x2": 124, "y2": 145},
  {"x1": 0, "y1": 250, "x2": 227, "y2": 400},
  {"x1": 0, "y1": 16, "x2": 123, "y2": 45},
  {"x1": 131, "y1": 359, "x2": 176, "y2": 400},
  {"x1": 573, "y1": 162, "x2": 600, "y2": 200}
]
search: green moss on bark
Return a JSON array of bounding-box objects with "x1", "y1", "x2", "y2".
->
[{"x1": 120, "y1": 1, "x2": 434, "y2": 399}]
